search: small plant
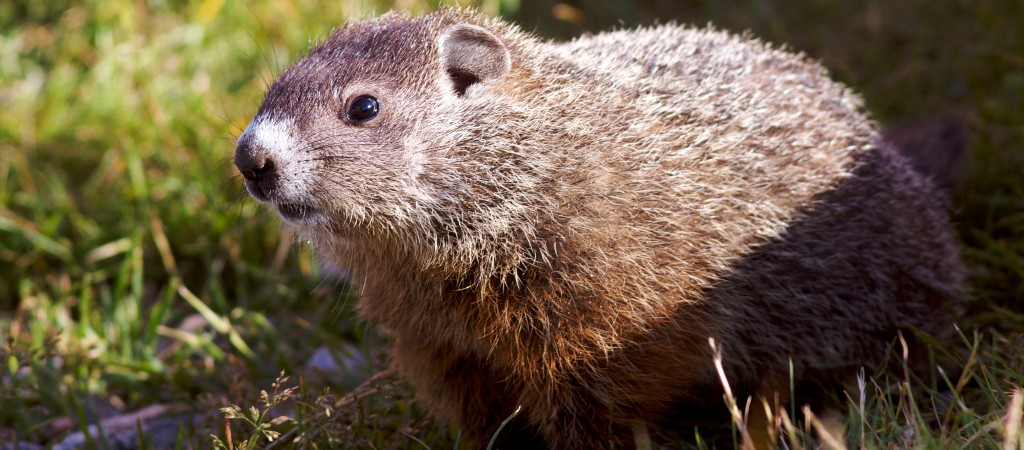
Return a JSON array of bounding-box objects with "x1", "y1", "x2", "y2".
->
[{"x1": 213, "y1": 372, "x2": 297, "y2": 450}]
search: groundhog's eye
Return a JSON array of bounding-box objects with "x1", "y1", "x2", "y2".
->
[{"x1": 346, "y1": 95, "x2": 379, "y2": 123}]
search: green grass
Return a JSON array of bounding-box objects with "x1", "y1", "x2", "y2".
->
[{"x1": 1, "y1": 0, "x2": 1021, "y2": 448}]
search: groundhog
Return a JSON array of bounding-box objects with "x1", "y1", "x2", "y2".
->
[{"x1": 234, "y1": 9, "x2": 965, "y2": 449}]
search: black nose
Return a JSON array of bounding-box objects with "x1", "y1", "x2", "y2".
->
[{"x1": 234, "y1": 135, "x2": 278, "y2": 201}]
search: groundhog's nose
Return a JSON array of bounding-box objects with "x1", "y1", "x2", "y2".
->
[{"x1": 234, "y1": 136, "x2": 278, "y2": 201}]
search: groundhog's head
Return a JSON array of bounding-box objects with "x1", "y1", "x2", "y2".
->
[{"x1": 235, "y1": 12, "x2": 542, "y2": 272}]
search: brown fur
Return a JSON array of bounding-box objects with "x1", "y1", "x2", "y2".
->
[{"x1": 234, "y1": 9, "x2": 965, "y2": 449}]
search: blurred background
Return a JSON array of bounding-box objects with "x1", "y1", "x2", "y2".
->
[{"x1": 1, "y1": 0, "x2": 1021, "y2": 447}]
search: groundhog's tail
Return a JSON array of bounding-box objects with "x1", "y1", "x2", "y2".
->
[{"x1": 884, "y1": 115, "x2": 969, "y2": 193}]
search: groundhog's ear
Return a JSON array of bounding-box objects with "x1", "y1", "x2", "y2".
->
[{"x1": 438, "y1": 24, "x2": 511, "y2": 96}]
